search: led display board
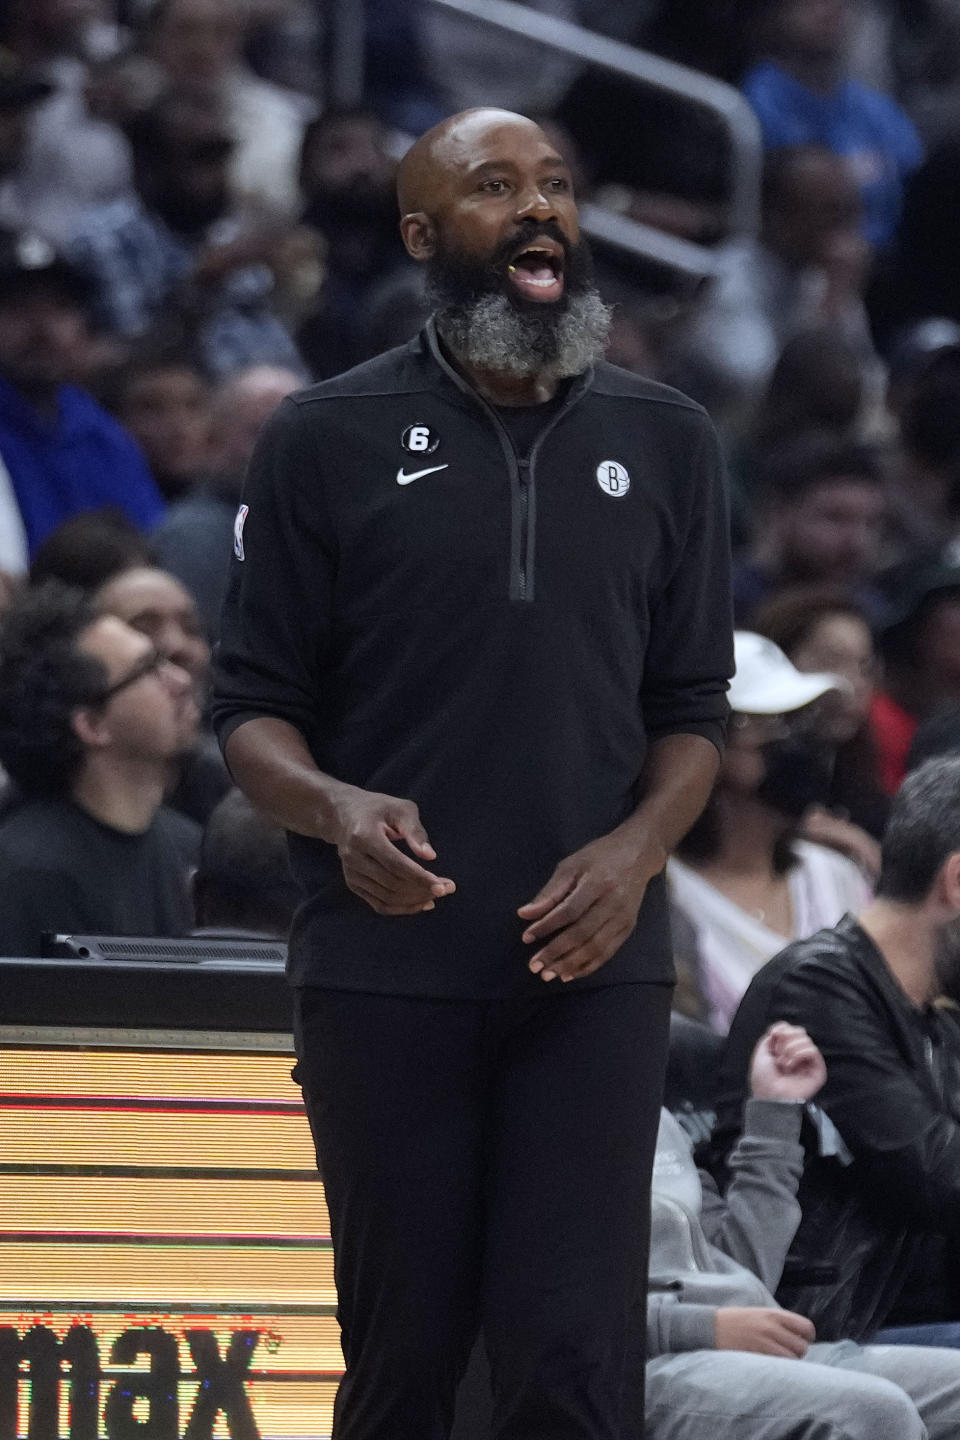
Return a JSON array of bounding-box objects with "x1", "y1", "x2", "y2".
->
[{"x1": 0, "y1": 1025, "x2": 339, "y2": 1439}]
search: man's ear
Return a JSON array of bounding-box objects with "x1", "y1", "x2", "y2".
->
[
  {"x1": 70, "y1": 705, "x2": 110, "y2": 752},
  {"x1": 400, "y1": 211, "x2": 436, "y2": 261}
]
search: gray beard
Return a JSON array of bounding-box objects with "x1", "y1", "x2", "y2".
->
[{"x1": 434, "y1": 288, "x2": 612, "y2": 380}]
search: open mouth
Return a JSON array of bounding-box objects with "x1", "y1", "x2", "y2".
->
[{"x1": 506, "y1": 239, "x2": 565, "y2": 303}]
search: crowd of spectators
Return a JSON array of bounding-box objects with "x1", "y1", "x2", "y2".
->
[{"x1": 7, "y1": 0, "x2": 960, "y2": 1422}]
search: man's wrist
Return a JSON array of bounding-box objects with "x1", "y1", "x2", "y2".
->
[
  {"x1": 315, "y1": 778, "x2": 358, "y2": 846},
  {"x1": 614, "y1": 812, "x2": 668, "y2": 878}
]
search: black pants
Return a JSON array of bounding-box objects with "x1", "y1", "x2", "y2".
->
[{"x1": 293, "y1": 981, "x2": 671, "y2": 1440}]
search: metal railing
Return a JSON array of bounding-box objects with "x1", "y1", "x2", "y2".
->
[{"x1": 328, "y1": 0, "x2": 762, "y2": 284}]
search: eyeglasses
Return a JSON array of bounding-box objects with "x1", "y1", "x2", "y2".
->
[{"x1": 92, "y1": 649, "x2": 166, "y2": 705}]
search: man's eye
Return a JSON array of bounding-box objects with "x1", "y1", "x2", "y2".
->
[
  {"x1": 547, "y1": 177, "x2": 570, "y2": 190},
  {"x1": 481, "y1": 179, "x2": 508, "y2": 194}
]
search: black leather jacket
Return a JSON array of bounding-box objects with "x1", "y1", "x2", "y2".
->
[{"x1": 709, "y1": 914, "x2": 960, "y2": 1341}]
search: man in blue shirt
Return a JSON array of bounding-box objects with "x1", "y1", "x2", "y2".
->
[
  {"x1": 743, "y1": 0, "x2": 922, "y2": 249},
  {"x1": 0, "y1": 230, "x2": 165, "y2": 565}
]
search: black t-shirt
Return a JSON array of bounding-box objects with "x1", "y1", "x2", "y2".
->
[
  {"x1": 493, "y1": 385, "x2": 570, "y2": 459},
  {"x1": 0, "y1": 797, "x2": 197, "y2": 957}
]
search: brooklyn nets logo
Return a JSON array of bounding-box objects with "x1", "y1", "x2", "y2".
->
[{"x1": 595, "y1": 460, "x2": 631, "y2": 498}]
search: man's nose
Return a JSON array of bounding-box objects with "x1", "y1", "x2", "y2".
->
[
  {"x1": 515, "y1": 183, "x2": 557, "y2": 223},
  {"x1": 156, "y1": 621, "x2": 194, "y2": 674}
]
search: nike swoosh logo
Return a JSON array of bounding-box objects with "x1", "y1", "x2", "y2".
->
[{"x1": 396, "y1": 464, "x2": 449, "y2": 485}]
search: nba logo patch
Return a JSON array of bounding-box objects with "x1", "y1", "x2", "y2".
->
[{"x1": 233, "y1": 504, "x2": 249, "y2": 560}]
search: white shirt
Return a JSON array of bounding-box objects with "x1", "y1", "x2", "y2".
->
[
  {"x1": 227, "y1": 69, "x2": 315, "y2": 218},
  {"x1": 0, "y1": 450, "x2": 29, "y2": 576},
  {"x1": 668, "y1": 841, "x2": 872, "y2": 1033}
]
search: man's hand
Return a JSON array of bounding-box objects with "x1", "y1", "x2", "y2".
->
[
  {"x1": 750, "y1": 1022, "x2": 827, "y2": 1103},
  {"x1": 714, "y1": 1307, "x2": 815, "y2": 1358},
  {"x1": 330, "y1": 786, "x2": 455, "y2": 916},
  {"x1": 517, "y1": 828, "x2": 662, "y2": 983}
]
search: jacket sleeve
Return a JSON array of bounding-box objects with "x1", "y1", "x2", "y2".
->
[
  {"x1": 646, "y1": 1295, "x2": 717, "y2": 1357},
  {"x1": 762, "y1": 958, "x2": 960, "y2": 1235},
  {"x1": 699, "y1": 1098, "x2": 805, "y2": 1292},
  {"x1": 640, "y1": 410, "x2": 733, "y2": 754},
  {"x1": 211, "y1": 396, "x2": 336, "y2": 753}
]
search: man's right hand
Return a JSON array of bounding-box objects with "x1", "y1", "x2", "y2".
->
[
  {"x1": 330, "y1": 786, "x2": 455, "y2": 916},
  {"x1": 714, "y1": 1307, "x2": 815, "y2": 1358}
]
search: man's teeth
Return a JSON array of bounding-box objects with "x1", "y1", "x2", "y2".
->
[{"x1": 507, "y1": 263, "x2": 559, "y2": 286}]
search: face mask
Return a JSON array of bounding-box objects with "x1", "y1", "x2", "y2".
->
[{"x1": 756, "y1": 733, "x2": 835, "y2": 820}]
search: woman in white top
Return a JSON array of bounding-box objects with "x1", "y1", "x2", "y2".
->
[{"x1": 668, "y1": 632, "x2": 871, "y2": 1032}]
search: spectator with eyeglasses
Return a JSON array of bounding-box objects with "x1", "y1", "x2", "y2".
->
[
  {"x1": 0, "y1": 580, "x2": 200, "y2": 956},
  {"x1": 668, "y1": 630, "x2": 871, "y2": 1031}
]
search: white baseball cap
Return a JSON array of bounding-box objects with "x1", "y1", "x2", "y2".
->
[{"x1": 729, "y1": 631, "x2": 845, "y2": 715}]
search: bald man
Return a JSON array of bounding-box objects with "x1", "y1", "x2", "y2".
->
[
  {"x1": 213, "y1": 109, "x2": 733, "y2": 1439},
  {"x1": 152, "y1": 364, "x2": 303, "y2": 636}
]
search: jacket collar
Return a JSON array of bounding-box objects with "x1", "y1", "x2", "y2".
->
[{"x1": 837, "y1": 912, "x2": 941, "y2": 1021}]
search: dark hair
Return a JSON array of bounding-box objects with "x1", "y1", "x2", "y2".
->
[
  {"x1": 906, "y1": 703, "x2": 960, "y2": 774},
  {"x1": 143, "y1": 0, "x2": 240, "y2": 34},
  {"x1": 879, "y1": 578, "x2": 960, "y2": 675},
  {"x1": 901, "y1": 358, "x2": 960, "y2": 469},
  {"x1": 758, "y1": 431, "x2": 884, "y2": 509},
  {"x1": 123, "y1": 87, "x2": 228, "y2": 167},
  {"x1": 0, "y1": 582, "x2": 108, "y2": 797},
  {"x1": 97, "y1": 342, "x2": 206, "y2": 417},
  {"x1": 29, "y1": 510, "x2": 154, "y2": 593},
  {"x1": 877, "y1": 756, "x2": 960, "y2": 901},
  {"x1": 752, "y1": 585, "x2": 888, "y2": 837},
  {"x1": 300, "y1": 105, "x2": 380, "y2": 160},
  {"x1": 752, "y1": 328, "x2": 863, "y2": 453},
  {"x1": 676, "y1": 793, "x2": 798, "y2": 873},
  {"x1": 752, "y1": 583, "x2": 868, "y2": 656},
  {"x1": 193, "y1": 789, "x2": 300, "y2": 935}
]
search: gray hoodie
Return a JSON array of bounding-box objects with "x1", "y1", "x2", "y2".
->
[{"x1": 648, "y1": 1101, "x2": 805, "y2": 1357}]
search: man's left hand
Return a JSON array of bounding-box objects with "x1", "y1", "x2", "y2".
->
[{"x1": 517, "y1": 830, "x2": 661, "y2": 983}]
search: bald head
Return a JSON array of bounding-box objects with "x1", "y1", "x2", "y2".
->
[
  {"x1": 212, "y1": 365, "x2": 302, "y2": 480},
  {"x1": 397, "y1": 108, "x2": 551, "y2": 218},
  {"x1": 213, "y1": 364, "x2": 302, "y2": 418}
]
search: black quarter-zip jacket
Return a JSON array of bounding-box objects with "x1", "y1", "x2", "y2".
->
[{"x1": 212, "y1": 320, "x2": 733, "y2": 998}]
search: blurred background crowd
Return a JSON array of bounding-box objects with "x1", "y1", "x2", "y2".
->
[{"x1": 2, "y1": 0, "x2": 960, "y2": 1001}]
